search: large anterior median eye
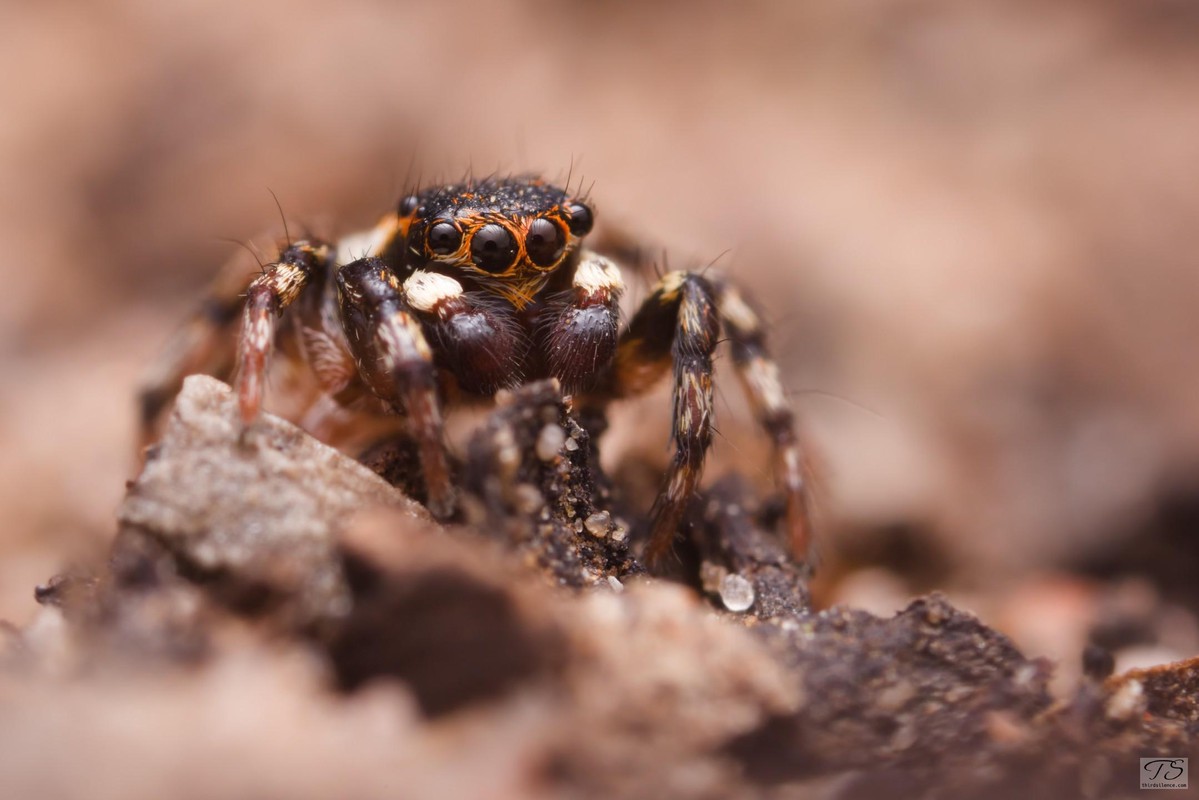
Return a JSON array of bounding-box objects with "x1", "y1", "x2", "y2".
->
[
  {"x1": 427, "y1": 221, "x2": 462, "y2": 255},
  {"x1": 470, "y1": 224, "x2": 518, "y2": 273},
  {"x1": 526, "y1": 217, "x2": 566, "y2": 267}
]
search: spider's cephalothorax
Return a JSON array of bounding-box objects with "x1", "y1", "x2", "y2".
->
[
  {"x1": 386, "y1": 178, "x2": 593, "y2": 309},
  {"x1": 140, "y1": 175, "x2": 813, "y2": 566}
]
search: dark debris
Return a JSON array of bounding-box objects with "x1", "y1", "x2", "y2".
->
[
  {"x1": 7, "y1": 375, "x2": 1199, "y2": 800},
  {"x1": 461, "y1": 379, "x2": 638, "y2": 586}
]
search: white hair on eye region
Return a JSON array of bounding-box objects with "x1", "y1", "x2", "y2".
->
[{"x1": 404, "y1": 271, "x2": 464, "y2": 313}]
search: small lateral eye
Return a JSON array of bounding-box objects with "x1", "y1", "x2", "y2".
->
[
  {"x1": 566, "y1": 203, "x2": 594, "y2": 236},
  {"x1": 427, "y1": 221, "x2": 462, "y2": 255},
  {"x1": 398, "y1": 195, "x2": 420, "y2": 216},
  {"x1": 525, "y1": 217, "x2": 566, "y2": 267},
  {"x1": 470, "y1": 224, "x2": 518, "y2": 273}
]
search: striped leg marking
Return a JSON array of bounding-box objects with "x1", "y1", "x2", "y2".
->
[
  {"x1": 338, "y1": 259, "x2": 455, "y2": 519},
  {"x1": 137, "y1": 249, "x2": 263, "y2": 446},
  {"x1": 716, "y1": 281, "x2": 814, "y2": 564},
  {"x1": 235, "y1": 241, "x2": 330, "y2": 424},
  {"x1": 611, "y1": 271, "x2": 721, "y2": 563}
]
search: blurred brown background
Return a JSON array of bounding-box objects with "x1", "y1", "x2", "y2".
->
[{"x1": 4, "y1": 0, "x2": 1199, "y2": 675}]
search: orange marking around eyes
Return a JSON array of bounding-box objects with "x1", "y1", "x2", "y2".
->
[{"x1": 424, "y1": 204, "x2": 579, "y2": 301}]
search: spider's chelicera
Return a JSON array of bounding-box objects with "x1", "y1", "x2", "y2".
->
[{"x1": 141, "y1": 175, "x2": 812, "y2": 564}]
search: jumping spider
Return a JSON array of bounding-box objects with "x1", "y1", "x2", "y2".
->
[{"x1": 140, "y1": 175, "x2": 813, "y2": 565}]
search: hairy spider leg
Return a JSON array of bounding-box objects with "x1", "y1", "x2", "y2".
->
[
  {"x1": 336, "y1": 258, "x2": 454, "y2": 519},
  {"x1": 137, "y1": 240, "x2": 328, "y2": 447},
  {"x1": 137, "y1": 264, "x2": 249, "y2": 446},
  {"x1": 713, "y1": 280, "x2": 815, "y2": 565},
  {"x1": 606, "y1": 271, "x2": 721, "y2": 563},
  {"x1": 235, "y1": 241, "x2": 331, "y2": 423}
]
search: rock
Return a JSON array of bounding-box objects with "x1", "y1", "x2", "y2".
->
[
  {"x1": 8, "y1": 375, "x2": 1199, "y2": 800},
  {"x1": 731, "y1": 594, "x2": 1056, "y2": 785},
  {"x1": 692, "y1": 477, "x2": 811, "y2": 621},
  {"x1": 719, "y1": 574, "x2": 755, "y2": 613},
  {"x1": 117, "y1": 375, "x2": 428, "y2": 628},
  {"x1": 331, "y1": 509, "x2": 569, "y2": 717},
  {"x1": 462, "y1": 380, "x2": 636, "y2": 586}
]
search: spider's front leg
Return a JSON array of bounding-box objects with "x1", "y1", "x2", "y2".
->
[
  {"x1": 336, "y1": 258, "x2": 456, "y2": 519},
  {"x1": 608, "y1": 271, "x2": 722, "y2": 564},
  {"x1": 235, "y1": 241, "x2": 332, "y2": 423}
]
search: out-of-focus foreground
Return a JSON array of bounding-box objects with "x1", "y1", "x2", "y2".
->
[{"x1": 2, "y1": 0, "x2": 1199, "y2": 787}]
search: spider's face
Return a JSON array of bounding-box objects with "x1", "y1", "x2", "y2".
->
[{"x1": 400, "y1": 177, "x2": 594, "y2": 307}]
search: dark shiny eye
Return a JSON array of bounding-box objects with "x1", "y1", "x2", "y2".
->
[
  {"x1": 398, "y1": 195, "x2": 420, "y2": 216},
  {"x1": 470, "y1": 224, "x2": 518, "y2": 273},
  {"x1": 566, "y1": 203, "x2": 593, "y2": 236},
  {"x1": 427, "y1": 221, "x2": 462, "y2": 255},
  {"x1": 526, "y1": 218, "x2": 566, "y2": 267}
]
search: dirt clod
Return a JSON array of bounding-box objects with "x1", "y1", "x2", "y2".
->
[{"x1": 3, "y1": 376, "x2": 1198, "y2": 799}]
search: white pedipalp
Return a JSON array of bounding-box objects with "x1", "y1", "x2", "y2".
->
[
  {"x1": 403, "y1": 271, "x2": 465, "y2": 314},
  {"x1": 573, "y1": 252, "x2": 625, "y2": 295}
]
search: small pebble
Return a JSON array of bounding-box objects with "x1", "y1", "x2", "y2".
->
[
  {"x1": 876, "y1": 680, "x2": 916, "y2": 712},
  {"x1": 564, "y1": 437, "x2": 579, "y2": 452},
  {"x1": 493, "y1": 427, "x2": 520, "y2": 471},
  {"x1": 606, "y1": 575, "x2": 624, "y2": 593},
  {"x1": 719, "y1": 574, "x2": 756, "y2": 613},
  {"x1": 1105, "y1": 679, "x2": 1145, "y2": 720},
  {"x1": 583, "y1": 511, "x2": 612, "y2": 537},
  {"x1": 700, "y1": 562, "x2": 727, "y2": 595},
  {"x1": 535, "y1": 424, "x2": 566, "y2": 461},
  {"x1": 890, "y1": 724, "x2": 918, "y2": 752},
  {"x1": 1013, "y1": 662, "x2": 1040, "y2": 688},
  {"x1": 985, "y1": 710, "x2": 1031, "y2": 746},
  {"x1": 512, "y1": 484, "x2": 545, "y2": 514}
]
